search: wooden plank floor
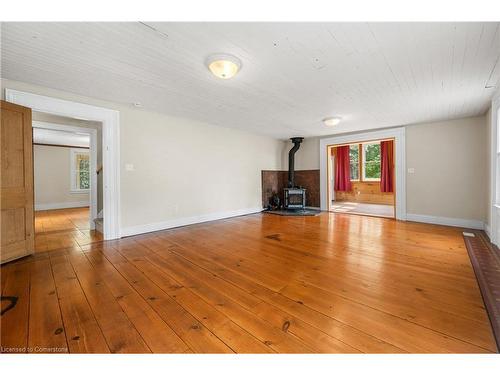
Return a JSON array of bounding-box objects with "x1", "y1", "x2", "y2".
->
[
  {"x1": 330, "y1": 201, "x2": 395, "y2": 218},
  {"x1": 1, "y1": 211, "x2": 497, "y2": 353},
  {"x1": 34, "y1": 208, "x2": 103, "y2": 253}
]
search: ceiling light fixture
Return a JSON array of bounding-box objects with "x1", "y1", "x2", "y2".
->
[
  {"x1": 206, "y1": 54, "x2": 242, "y2": 79},
  {"x1": 323, "y1": 116, "x2": 342, "y2": 127}
]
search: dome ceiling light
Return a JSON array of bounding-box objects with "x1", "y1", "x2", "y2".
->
[
  {"x1": 206, "y1": 54, "x2": 242, "y2": 79},
  {"x1": 323, "y1": 116, "x2": 342, "y2": 126}
]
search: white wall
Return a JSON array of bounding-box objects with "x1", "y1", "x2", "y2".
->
[
  {"x1": 119, "y1": 108, "x2": 283, "y2": 229},
  {"x1": 405, "y1": 116, "x2": 487, "y2": 222},
  {"x1": 1, "y1": 79, "x2": 283, "y2": 233},
  {"x1": 289, "y1": 116, "x2": 489, "y2": 224},
  {"x1": 282, "y1": 137, "x2": 320, "y2": 171},
  {"x1": 34, "y1": 145, "x2": 90, "y2": 210}
]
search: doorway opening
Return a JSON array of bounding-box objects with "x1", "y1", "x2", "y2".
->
[
  {"x1": 6, "y1": 89, "x2": 121, "y2": 240},
  {"x1": 32, "y1": 114, "x2": 104, "y2": 252},
  {"x1": 327, "y1": 138, "x2": 395, "y2": 218},
  {"x1": 319, "y1": 127, "x2": 406, "y2": 220}
]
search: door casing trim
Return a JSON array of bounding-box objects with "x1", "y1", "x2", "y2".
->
[
  {"x1": 319, "y1": 127, "x2": 406, "y2": 220},
  {"x1": 6, "y1": 89, "x2": 121, "y2": 240}
]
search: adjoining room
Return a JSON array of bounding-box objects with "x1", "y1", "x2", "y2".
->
[
  {"x1": 328, "y1": 138, "x2": 395, "y2": 218},
  {"x1": 32, "y1": 113, "x2": 104, "y2": 252}
]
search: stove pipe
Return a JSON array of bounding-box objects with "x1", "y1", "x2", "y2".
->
[{"x1": 288, "y1": 137, "x2": 304, "y2": 187}]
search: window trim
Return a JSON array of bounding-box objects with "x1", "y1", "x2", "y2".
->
[
  {"x1": 349, "y1": 144, "x2": 360, "y2": 182},
  {"x1": 70, "y1": 148, "x2": 90, "y2": 193},
  {"x1": 348, "y1": 141, "x2": 382, "y2": 182},
  {"x1": 361, "y1": 141, "x2": 381, "y2": 182}
]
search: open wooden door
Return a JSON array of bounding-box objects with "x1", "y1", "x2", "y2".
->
[{"x1": 1, "y1": 100, "x2": 34, "y2": 264}]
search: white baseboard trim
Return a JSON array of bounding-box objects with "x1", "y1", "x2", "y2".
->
[
  {"x1": 484, "y1": 223, "x2": 492, "y2": 240},
  {"x1": 406, "y1": 213, "x2": 485, "y2": 230},
  {"x1": 121, "y1": 207, "x2": 263, "y2": 238},
  {"x1": 35, "y1": 201, "x2": 89, "y2": 211}
]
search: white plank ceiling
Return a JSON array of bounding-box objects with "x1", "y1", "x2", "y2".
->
[{"x1": 1, "y1": 22, "x2": 499, "y2": 138}]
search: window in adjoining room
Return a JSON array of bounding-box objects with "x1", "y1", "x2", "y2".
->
[
  {"x1": 362, "y1": 142, "x2": 381, "y2": 181},
  {"x1": 70, "y1": 149, "x2": 90, "y2": 192},
  {"x1": 349, "y1": 144, "x2": 359, "y2": 181}
]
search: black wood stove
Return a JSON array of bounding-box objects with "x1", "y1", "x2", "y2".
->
[{"x1": 284, "y1": 137, "x2": 306, "y2": 210}]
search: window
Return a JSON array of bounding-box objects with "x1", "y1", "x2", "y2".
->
[
  {"x1": 362, "y1": 142, "x2": 381, "y2": 181},
  {"x1": 342, "y1": 141, "x2": 382, "y2": 182},
  {"x1": 349, "y1": 144, "x2": 359, "y2": 180},
  {"x1": 70, "y1": 149, "x2": 90, "y2": 192}
]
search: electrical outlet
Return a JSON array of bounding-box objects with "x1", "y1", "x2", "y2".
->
[
  {"x1": 125, "y1": 163, "x2": 135, "y2": 171},
  {"x1": 408, "y1": 168, "x2": 415, "y2": 174}
]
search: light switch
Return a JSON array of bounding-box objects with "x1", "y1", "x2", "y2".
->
[
  {"x1": 125, "y1": 163, "x2": 135, "y2": 171},
  {"x1": 407, "y1": 168, "x2": 415, "y2": 174}
]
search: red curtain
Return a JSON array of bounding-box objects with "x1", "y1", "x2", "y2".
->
[
  {"x1": 334, "y1": 145, "x2": 352, "y2": 191},
  {"x1": 380, "y1": 140, "x2": 394, "y2": 193}
]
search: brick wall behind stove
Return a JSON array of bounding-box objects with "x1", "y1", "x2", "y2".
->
[
  {"x1": 261, "y1": 170, "x2": 320, "y2": 208},
  {"x1": 295, "y1": 170, "x2": 320, "y2": 207}
]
